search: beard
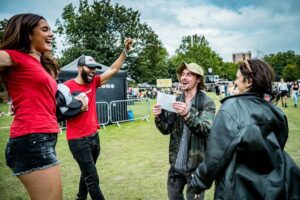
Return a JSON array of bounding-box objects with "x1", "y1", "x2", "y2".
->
[{"x1": 81, "y1": 68, "x2": 94, "y2": 83}]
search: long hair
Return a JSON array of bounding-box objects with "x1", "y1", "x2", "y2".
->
[
  {"x1": 0, "y1": 14, "x2": 60, "y2": 78},
  {"x1": 0, "y1": 13, "x2": 44, "y2": 52},
  {"x1": 239, "y1": 59, "x2": 274, "y2": 94},
  {"x1": 41, "y1": 51, "x2": 61, "y2": 79},
  {"x1": 196, "y1": 75, "x2": 206, "y2": 91}
]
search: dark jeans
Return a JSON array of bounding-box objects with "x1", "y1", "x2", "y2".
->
[
  {"x1": 68, "y1": 133, "x2": 105, "y2": 200},
  {"x1": 168, "y1": 167, "x2": 204, "y2": 200}
]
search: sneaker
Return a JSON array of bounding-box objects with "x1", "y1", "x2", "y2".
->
[{"x1": 285, "y1": 103, "x2": 288, "y2": 108}]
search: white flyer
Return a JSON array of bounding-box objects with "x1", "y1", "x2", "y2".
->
[{"x1": 157, "y1": 91, "x2": 176, "y2": 113}]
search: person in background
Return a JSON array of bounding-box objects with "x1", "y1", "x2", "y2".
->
[
  {"x1": 153, "y1": 62, "x2": 216, "y2": 200},
  {"x1": 278, "y1": 78, "x2": 289, "y2": 108},
  {"x1": 64, "y1": 38, "x2": 133, "y2": 200},
  {"x1": 7, "y1": 97, "x2": 14, "y2": 116},
  {"x1": 191, "y1": 59, "x2": 300, "y2": 199},
  {"x1": 0, "y1": 13, "x2": 62, "y2": 200},
  {"x1": 226, "y1": 81, "x2": 235, "y2": 96},
  {"x1": 214, "y1": 83, "x2": 220, "y2": 98},
  {"x1": 291, "y1": 80, "x2": 299, "y2": 108},
  {"x1": 224, "y1": 82, "x2": 228, "y2": 97},
  {"x1": 219, "y1": 83, "x2": 225, "y2": 99}
]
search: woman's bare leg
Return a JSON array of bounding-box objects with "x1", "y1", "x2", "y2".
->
[{"x1": 18, "y1": 165, "x2": 62, "y2": 200}]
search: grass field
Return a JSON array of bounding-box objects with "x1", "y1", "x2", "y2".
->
[{"x1": 0, "y1": 93, "x2": 299, "y2": 200}]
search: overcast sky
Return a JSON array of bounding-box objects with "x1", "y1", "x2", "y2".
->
[{"x1": 1, "y1": 0, "x2": 300, "y2": 61}]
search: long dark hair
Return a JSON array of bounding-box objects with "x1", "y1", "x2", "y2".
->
[
  {"x1": 239, "y1": 59, "x2": 274, "y2": 94},
  {"x1": 0, "y1": 13, "x2": 44, "y2": 53},
  {"x1": 0, "y1": 14, "x2": 60, "y2": 78},
  {"x1": 41, "y1": 51, "x2": 61, "y2": 78}
]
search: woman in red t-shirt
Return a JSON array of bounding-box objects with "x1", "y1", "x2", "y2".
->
[{"x1": 0, "y1": 14, "x2": 62, "y2": 200}]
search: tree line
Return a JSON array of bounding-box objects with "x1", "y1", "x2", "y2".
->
[{"x1": 1, "y1": 0, "x2": 300, "y2": 84}]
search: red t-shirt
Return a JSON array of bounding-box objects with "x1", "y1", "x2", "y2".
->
[
  {"x1": 3, "y1": 50, "x2": 59, "y2": 138},
  {"x1": 64, "y1": 75, "x2": 101, "y2": 140}
]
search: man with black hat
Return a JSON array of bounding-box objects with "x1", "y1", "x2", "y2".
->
[
  {"x1": 153, "y1": 62, "x2": 216, "y2": 200},
  {"x1": 64, "y1": 38, "x2": 133, "y2": 200}
]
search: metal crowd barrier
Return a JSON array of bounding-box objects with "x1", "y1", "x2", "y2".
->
[
  {"x1": 59, "y1": 101, "x2": 110, "y2": 130},
  {"x1": 109, "y1": 98, "x2": 150, "y2": 127},
  {"x1": 96, "y1": 101, "x2": 110, "y2": 129},
  {"x1": 59, "y1": 99, "x2": 149, "y2": 129}
]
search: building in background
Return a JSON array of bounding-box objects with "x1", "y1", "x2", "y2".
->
[{"x1": 232, "y1": 51, "x2": 251, "y2": 63}]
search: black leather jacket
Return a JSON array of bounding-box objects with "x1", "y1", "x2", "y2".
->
[{"x1": 191, "y1": 93, "x2": 300, "y2": 200}]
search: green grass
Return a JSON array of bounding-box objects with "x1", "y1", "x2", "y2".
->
[{"x1": 0, "y1": 93, "x2": 299, "y2": 200}]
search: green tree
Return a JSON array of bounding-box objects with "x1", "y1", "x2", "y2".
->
[
  {"x1": 282, "y1": 64, "x2": 299, "y2": 82},
  {"x1": 56, "y1": 0, "x2": 169, "y2": 83},
  {"x1": 166, "y1": 60, "x2": 177, "y2": 82},
  {"x1": 219, "y1": 62, "x2": 238, "y2": 81},
  {"x1": 0, "y1": 19, "x2": 8, "y2": 92},
  {"x1": 170, "y1": 34, "x2": 223, "y2": 81},
  {"x1": 131, "y1": 34, "x2": 169, "y2": 84},
  {"x1": 295, "y1": 55, "x2": 300, "y2": 77},
  {"x1": 0, "y1": 19, "x2": 8, "y2": 44},
  {"x1": 264, "y1": 51, "x2": 299, "y2": 80}
]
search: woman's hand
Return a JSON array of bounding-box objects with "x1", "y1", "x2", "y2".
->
[{"x1": 153, "y1": 104, "x2": 162, "y2": 118}]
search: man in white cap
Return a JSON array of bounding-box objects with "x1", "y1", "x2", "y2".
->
[
  {"x1": 64, "y1": 38, "x2": 133, "y2": 200},
  {"x1": 153, "y1": 62, "x2": 216, "y2": 200}
]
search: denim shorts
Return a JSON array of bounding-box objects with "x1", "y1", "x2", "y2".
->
[{"x1": 5, "y1": 133, "x2": 59, "y2": 176}]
